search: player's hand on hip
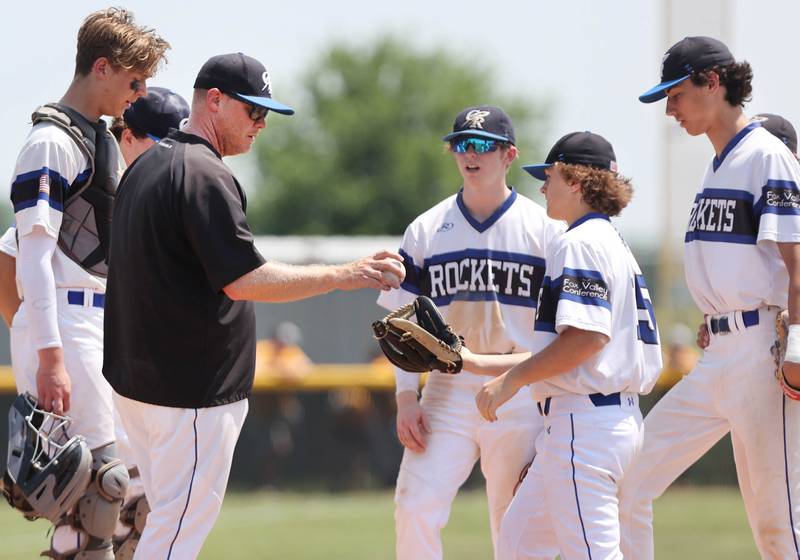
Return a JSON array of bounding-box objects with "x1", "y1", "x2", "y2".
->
[
  {"x1": 396, "y1": 390, "x2": 430, "y2": 452},
  {"x1": 696, "y1": 322, "x2": 710, "y2": 349},
  {"x1": 341, "y1": 251, "x2": 406, "y2": 291},
  {"x1": 35, "y1": 347, "x2": 71, "y2": 414},
  {"x1": 476, "y1": 373, "x2": 516, "y2": 422}
]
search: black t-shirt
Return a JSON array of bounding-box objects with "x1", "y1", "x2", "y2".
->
[{"x1": 103, "y1": 131, "x2": 266, "y2": 408}]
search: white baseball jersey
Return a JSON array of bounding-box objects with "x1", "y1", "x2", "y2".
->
[
  {"x1": 381, "y1": 188, "x2": 564, "y2": 560},
  {"x1": 377, "y1": 189, "x2": 565, "y2": 390},
  {"x1": 530, "y1": 213, "x2": 662, "y2": 400},
  {"x1": 10, "y1": 122, "x2": 124, "y2": 295},
  {"x1": 620, "y1": 122, "x2": 800, "y2": 560},
  {"x1": 684, "y1": 122, "x2": 800, "y2": 314}
]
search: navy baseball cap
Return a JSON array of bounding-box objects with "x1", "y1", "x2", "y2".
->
[
  {"x1": 753, "y1": 113, "x2": 798, "y2": 155},
  {"x1": 123, "y1": 87, "x2": 189, "y2": 142},
  {"x1": 442, "y1": 105, "x2": 515, "y2": 144},
  {"x1": 523, "y1": 131, "x2": 618, "y2": 181},
  {"x1": 194, "y1": 53, "x2": 294, "y2": 115},
  {"x1": 639, "y1": 36, "x2": 735, "y2": 103}
]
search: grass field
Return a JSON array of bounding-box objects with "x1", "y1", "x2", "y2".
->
[{"x1": 0, "y1": 487, "x2": 757, "y2": 559}]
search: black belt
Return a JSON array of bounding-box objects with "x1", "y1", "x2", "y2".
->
[
  {"x1": 708, "y1": 309, "x2": 759, "y2": 335},
  {"x1": 536, "y1": 392, "x2": 621, "y2": 416}
]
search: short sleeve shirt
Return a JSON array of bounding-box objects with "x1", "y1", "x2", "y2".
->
[
  {"x1": 684, "y1": 123, "x2": 800, "y2": 313},
  {"x1": 103, "y1": 131, "x2": 266, "y2": 408},
  {"x1": 376, "y1": 189, "x2": 564, "y2": 392},
  {"x1": 9, "y1": 120, "x2": 106, "y2": 292},
  {"x1": 530, "y1": 214, "x2": 662, "y2": 400}
]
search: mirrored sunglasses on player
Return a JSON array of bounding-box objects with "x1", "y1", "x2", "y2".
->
[{"x1": 449, "y1": 137, "x2": 505, "y2": 154}]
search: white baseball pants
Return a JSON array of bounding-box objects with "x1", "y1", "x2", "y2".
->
[
  {"x1": 395, "y1": 372, "x2": 542, "y2": 560},
  {"x1": 10, "y1": 289, "x2": 115, "y2": 449},
  {"x1": 619, "y1": 307, "x2": 800, "y2": 559},
  {"x1": 113, "y1": 392, "x2": 248, "y2": 560},
  {"x1": 497, "y1": 392, "x2": 642, "y2": 560}
]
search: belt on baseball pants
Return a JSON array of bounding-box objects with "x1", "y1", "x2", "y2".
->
[
  {"x1": 705, "y1": 306, "x2": 778, "y2": 336},
  {"x1": 66, "y1": 289, "x2": 105, "y2": 309},
  {"x1": 536, "y1": 392, "x2": 638, "y2": 417}
]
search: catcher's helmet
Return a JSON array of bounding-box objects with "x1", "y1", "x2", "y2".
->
[{"x1": 1, "y1": 393, "x2": 91, "y2": 522}]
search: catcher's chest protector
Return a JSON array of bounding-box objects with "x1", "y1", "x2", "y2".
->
[{"x1": 31, "y1": 103, "x2": 122, "y2": 278}]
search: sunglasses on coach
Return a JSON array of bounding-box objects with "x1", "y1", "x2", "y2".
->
[
  {"x1": 244, "y1": 104, "x2": 268, "y2": 122},
  {"x1": 221, "y1": 92, "x2": 269, "y2": 122},
  {"x1": 449, "y1": 137, "x2": 504, "y2": 154}
]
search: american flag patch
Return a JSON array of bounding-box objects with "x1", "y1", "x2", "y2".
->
[{"x1": 38, "y1": 173, "x2": 50, "y2": 196}]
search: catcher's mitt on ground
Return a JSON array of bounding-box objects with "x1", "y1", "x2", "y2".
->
[
  {"x1": 772, "y1": 309, "x2": 800, "y2": 400},
  {"x1": 372, "y1": 296, "x2": 463, "y2": 374}
]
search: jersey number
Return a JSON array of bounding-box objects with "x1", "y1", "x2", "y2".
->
[{"x1": 634, "y1": 275, "x2": 659, "y2": 345}]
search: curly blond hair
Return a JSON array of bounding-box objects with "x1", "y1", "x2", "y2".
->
[
  {"x1": 556, "y1": 162, "x2": 633, "y2": 216},
  {"x1": 75, "y1": 7, "x2": 169, "y2": 77}
]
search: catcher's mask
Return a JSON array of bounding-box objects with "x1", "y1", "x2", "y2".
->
[{"x1": 1, "y1": 393, "x2": 91, "y2": 522}]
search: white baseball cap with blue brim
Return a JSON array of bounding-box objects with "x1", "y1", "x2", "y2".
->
[
  {"x1": 194, "y1": 52, "x2": 295, "y2": 115},
  {"x1": 639, "y1": 36, "x2": 735, "y2": 104}
]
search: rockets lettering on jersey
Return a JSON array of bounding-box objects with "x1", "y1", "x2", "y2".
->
[
  {"x1": 377, "y1": 190, "x2": 563, "y2": 363},
  {"x1": 402, "y1": 248, "x2": 545, "y2": 307},
  {"x1": 685, "y1": 189, "x2": 756, "y2": 244},
  {"x1": 684, "y1": 181, "x2": 800, "y2": 245},
  {"x1": 683, "y1": 124, "x2": 800, "y2": 313}
]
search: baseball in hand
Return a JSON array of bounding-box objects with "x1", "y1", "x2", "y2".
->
[{"x1": 383, "y1": 270, "x2": 402, "y2": 288}]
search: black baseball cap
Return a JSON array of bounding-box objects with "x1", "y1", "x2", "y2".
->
[
  {"x1": 194, "y1": 52, "x2": 294, "y2": 115},
  {"x1": 123, "y1": 87, "x2": 190, "y2": 142},
  {"x1": 753, "y1": 113, "x2": 798, "y2": 155},
  {"x1": 639, "y1": 36, "x2": 735, "y2": 103},
  {"x1": 522, "y1": 131, "x2": 618, "y2": 181},
  {"x1": 442, "y1": 105, "x2": 515, "y2": 144}
]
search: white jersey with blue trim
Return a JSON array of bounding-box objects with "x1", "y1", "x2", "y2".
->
[
  {"x1": 530, "y1": 214, "x2": 662, "y2": 400},
  {"x1": 684, "y1": 123, "x2": 800, "y2": 314},
  {"x1": 377, "y1": 188, "x2": 564, "y2": 388},
  {"x1": 10, "y1": 122, "x2": 109, "y2": 294}
]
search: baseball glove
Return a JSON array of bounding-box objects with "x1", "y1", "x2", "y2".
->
[
  {"x1": 772, "y1": 309, "x2": 800, "y2": 400},
  {"x1": 372, "y1": 296, "x2": 463, "y2": 374}
]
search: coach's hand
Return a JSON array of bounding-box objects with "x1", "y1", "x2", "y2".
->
[
  {"x1": 343, "y1": 251, "x2": 406, "y2": 291},
  {"x1": 36, "y1": 347, "x2": 71, "y2": 414},
  {"x1": 476, "y1": 372, "x2": 519, "y2": 422},
  {"x1": 396, "y1": 390, "x2": 430, "y2": 452}
]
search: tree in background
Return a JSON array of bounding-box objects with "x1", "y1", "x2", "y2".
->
[{"x1": 249, "y1": 37, "x2": 549, "y2": 235}]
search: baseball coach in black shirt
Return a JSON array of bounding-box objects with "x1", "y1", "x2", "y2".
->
[{"x1": 103, "y1": 52, "x2": 406, "y2": 558}]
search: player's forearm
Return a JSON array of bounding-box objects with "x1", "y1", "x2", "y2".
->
[
  {"x1": 461, "y1": 349, "x2": 531, "y2": 377},
  {"x1": 17, "y1": 229, "x2": 61, "y2": 349},
  {"x1": 778, "y1": 242, "x2": 800, "y2": 324},
  {"x1": 504, "y1": 327, "x2": 608, "y2": 390},
  {"x1": 224, "y1": 261, "x2": 346, "y2": 303},
  {"x1": 777, "y1": 242, "x2": 800, "y2": 386}
]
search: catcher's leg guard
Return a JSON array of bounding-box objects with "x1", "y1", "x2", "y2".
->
[
  {"x1": 53, "y1": 443, "x2": 130, "y2": 559},
  {"x1": 113, "y1": 493, "x2": 150, "y2": 560}
]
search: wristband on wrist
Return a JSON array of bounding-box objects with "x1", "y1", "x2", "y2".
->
[{"x1": 784, "y1": 324, "x2": 800, "y2": 365}]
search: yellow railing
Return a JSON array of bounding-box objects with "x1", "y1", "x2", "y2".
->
[{"x1": 0, "y1": 364, "x2": 423, "y2": 393}]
